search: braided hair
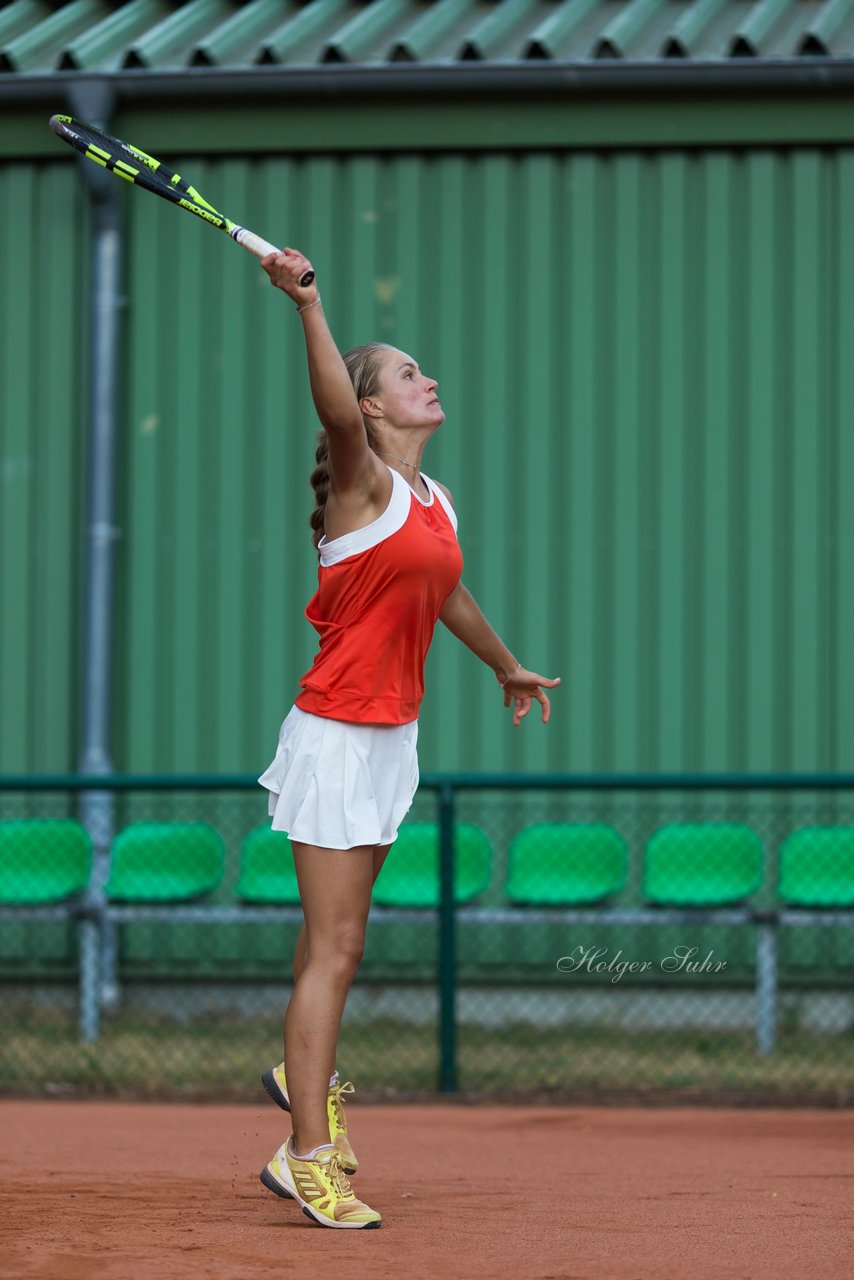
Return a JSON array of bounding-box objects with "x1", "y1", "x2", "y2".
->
[{"x1": 309, "y1": 343, "x2": 392, "y2": 551}]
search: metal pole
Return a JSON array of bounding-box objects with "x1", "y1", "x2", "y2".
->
[
  {"x1": 71, "y1": 84, "x2": 124, "y2": 1030},
  {"x1": 755, "y1": 918, "x2": 778, "y2": 1056},
  {"x1": 77, "y1": 192, "x2": 122, "y2": 776},
  {"x1": 437, "y1": 782, "x2": 457, "y2": 1092},
  {"x1": 78, "y1": 912, "x2": 102, "y2": 1043}
]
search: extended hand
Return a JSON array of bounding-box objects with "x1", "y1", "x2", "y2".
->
[{"x1": 502, "y1": 669, "x2": 561, "y2": 727}]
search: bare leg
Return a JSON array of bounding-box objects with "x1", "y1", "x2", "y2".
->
[
  {"x1": 284, "y1": 842, "x2": 389, "y2": 1155},
  {"x1": 290, "y1": 843, "x2": 391, "y2": 984}
]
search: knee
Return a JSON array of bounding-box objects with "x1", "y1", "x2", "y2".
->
[
  {"x1": 335, "y1": 927, "x2": 366, "y2": 978},
  {"x1": 310, "y1": 926, "x2": 365, "y2": 982}
]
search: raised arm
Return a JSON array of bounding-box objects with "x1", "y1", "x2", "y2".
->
[
  {"x1": 439, "y1": 580, "x2": 560, "y2": 726},
  {"x1": 261, "y1": 248, "x2": 381, "y2": 494}
]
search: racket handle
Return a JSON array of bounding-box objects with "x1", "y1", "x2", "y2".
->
[{"x1": 230, "y1": 226, "x2": 316, "y2": 287}]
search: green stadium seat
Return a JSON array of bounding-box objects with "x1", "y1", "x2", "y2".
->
[
  {"x1": 0, "y1": 819, "x2": 92, "y2": 904},
  {"x1": 778, "y1": 827, "x2": 854, "y2": 908},
  {"x1": 105, "y1": 823, "x2": 225, "y2": 902},
  {"x1": 235, "y1": 824, "x2": 301, "y2": 904},
  {"x1": 372, "y1": 823, "x2": 492, "y2": 908},
  {"x1": 642, "y1": 823, "x2": 763, "y2": 906},
  {"x1": 505, "y1": 823, "x2": 628, "y2": 905}
]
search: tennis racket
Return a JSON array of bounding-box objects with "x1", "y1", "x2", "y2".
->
[{"x1": 49, "y1": 114, "x2": 314, "y2": 287}]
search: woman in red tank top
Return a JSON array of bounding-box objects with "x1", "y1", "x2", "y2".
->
[{"x1": 254, "y1": 247, "x2": 560, "y2": 1228}]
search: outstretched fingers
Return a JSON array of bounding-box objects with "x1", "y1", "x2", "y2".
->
[
  {"x1": 511, "y1": 688, "x2": 547, "y2": 727},
  {"x1": 503, "y1": 671, "x2": 561, "y2": 727},
  {"x1": 515, "y1": 694, "x2": 533, "y2": 727}
]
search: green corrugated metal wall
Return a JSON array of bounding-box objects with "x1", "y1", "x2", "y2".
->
[
  {"x1": 0, "y1": 160, "x2": 87, "y2": 773},
  {"x1": 3, "y1": 143, "x2": 854, "y2": 774}
]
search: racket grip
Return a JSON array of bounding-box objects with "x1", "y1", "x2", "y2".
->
[{"x1": 231, "y1": 226, "x2": 316, "y2": 287}]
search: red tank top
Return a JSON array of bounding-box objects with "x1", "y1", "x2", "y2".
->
[{"x1": 295, "y1": 467, "x2": 463, "y2": 725}]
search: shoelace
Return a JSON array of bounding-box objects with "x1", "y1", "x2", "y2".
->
[
  {"x1": 328, "y1": 1079, "x2": 355, "y2": 1129},
  {"x1": 327, "y1": 1151, "x2": 355, "y2": 1200}
]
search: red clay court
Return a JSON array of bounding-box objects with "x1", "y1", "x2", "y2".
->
[{"x1": 1, "y1": 1101, "x2": 850, "y2": 1279}]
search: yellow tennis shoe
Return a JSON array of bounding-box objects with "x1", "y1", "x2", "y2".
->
[
  {"x1": 261, "y1": 1063, "x2": 359, "y2": 1174},
  {"x1": 260, "y1": 1139, "x2": 380, "y2": 1230}
]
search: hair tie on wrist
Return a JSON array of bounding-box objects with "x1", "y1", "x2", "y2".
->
[
  {"x1": 498, "y1": 661, "x2": 521, "y2": 689},
  {"x1": 296, "y1": 295, "x2": 321, "y2": 314}
]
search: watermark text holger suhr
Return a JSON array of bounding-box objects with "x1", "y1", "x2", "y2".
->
[{"x1": 557, "y1": 945, "x2": 727, "y2": 984}]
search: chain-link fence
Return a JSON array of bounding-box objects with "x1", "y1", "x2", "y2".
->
[{"x1": 1, "y1": 774, "x2": 853, "y2": 1103}]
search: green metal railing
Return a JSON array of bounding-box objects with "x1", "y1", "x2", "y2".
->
[{"x1": 2, "y1": 773, "x2": 853, "y2": 1101}]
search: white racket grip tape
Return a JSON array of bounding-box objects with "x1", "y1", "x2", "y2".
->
[
  {"x1": 231, "y1": 226, "x2": 315, "y2": 286},
  {"x1": 231, "y1": 225, "x2": 279, "y2": 259}
]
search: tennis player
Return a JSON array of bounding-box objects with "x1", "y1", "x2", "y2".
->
[{"x1": 256, "y1": 247, "x2": 560, "y2": 1229}]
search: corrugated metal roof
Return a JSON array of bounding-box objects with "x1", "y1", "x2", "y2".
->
[{"x1": 2, "y1": 0, "x2": 853, "y2": 75}]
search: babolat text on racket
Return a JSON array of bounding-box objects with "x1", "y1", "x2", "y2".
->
[{"x1": 49, "y1": 114, "x2": 314, "y2": 286}]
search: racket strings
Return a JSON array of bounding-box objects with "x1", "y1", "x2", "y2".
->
[
  {"x1": 51, "y1": 115, "x2": 228, "y2": 223},
  {"x1": 48, "y1": 113, "x2": 301, "y2": 274}
]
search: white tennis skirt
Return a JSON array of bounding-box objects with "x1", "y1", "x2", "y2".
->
[{"x1": 257, "y1": 706, "x2": 419, "y2": 850}]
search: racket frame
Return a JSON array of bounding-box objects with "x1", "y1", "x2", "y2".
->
[{"x1": 49, "y1": 115, "x2": 314, "y2": 286}]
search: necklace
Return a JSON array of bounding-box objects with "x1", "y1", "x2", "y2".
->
[{"x1": 379, "y1": 451, "x2": 420, "y2": 471}]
